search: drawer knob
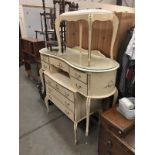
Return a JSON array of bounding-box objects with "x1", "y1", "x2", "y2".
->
[
  {"x1": 118, "y1": 130, "x2": 122, "y2": 135},
  {"x1": 75, "y1": 83, "x2": 81, "y2": 89},
  {"x1": 107, "y1": 140, "x2": 112, "y2": 148},
  {"x1": 65, "y1": 101, "x2": 70, "y2": 106},
  {"x1": 75, "y1": 73, "x2": 81, "y2": 79},
  {"x1": 55, "y1": 84, "x2": 59, "y2": 90}
]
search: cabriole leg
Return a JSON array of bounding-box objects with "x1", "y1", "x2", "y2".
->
[
  {"x1": 44, "y1": 96, "x2": 49, "y2": 113},
  {"x1": 74, "y1": 122, "x2": 78, "y2": 144},
  {"x1": 85, "y1": 97, "x2": 91, "y2": 137}
]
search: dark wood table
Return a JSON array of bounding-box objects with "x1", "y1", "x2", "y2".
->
[{"x1": 21, "y1": 37, "x2": 45, "y2": 81}]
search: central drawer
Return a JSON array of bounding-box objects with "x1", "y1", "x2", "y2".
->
[
  {"x1": 48, "y1": 93, "x2": 74, "y2": 121},
  {"x1": 46, "y1": 85, "x2": 74, "y2": 112},
  {"x1": 49, "y1": 57, "x2": 69, "y2": 73}
]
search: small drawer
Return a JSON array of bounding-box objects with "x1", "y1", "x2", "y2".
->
[
  {"x1": 41, "y1": 55, "x2": 49, "y2": 63},
  {"x1": 49, "y1": 57, "x2": 69, "y2": 73},
  {"x1": 47, "y1": 86, "x2": 74, "y2": 112},
  {"x1": 70, "y1": 67, "x2": 87, "y2": 84},
  {"x1": 59, "y1": 85, "x2": 74, "y2": 102},
  {"x1": 45, "y1": 75, "x2": 56, "y2": 88},
  {"x1": 41, "y1": 61, "x2": 49, "y2": 70},
  {"x1": 48, "y1": 94, "x2": 74, "y2": 121},
  {"x1": 71, "y1": 77, "x2": 87, "y2": 96}
]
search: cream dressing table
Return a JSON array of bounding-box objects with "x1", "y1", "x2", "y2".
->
[{"x1": 39, "y1": 9, "x2": 120, "y2": 144}]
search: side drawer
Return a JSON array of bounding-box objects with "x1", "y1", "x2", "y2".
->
[
  {"x1": 41, "y1": 61, "x2": 49, "y2": 70},
  {"x1": 41, "y1": 54, "x2": 49, "y2": 63},
  {"x1": 45, "y1": 75, "x2": 56, "y2": 88},
  {"x1": 49, "y1": 57, "x2": 69, "y2": 73},
  {"x1": 71, "y1": 77, "x2": 87, "y2": 96},
  {"x1": 46, "y1": 86, "x2": 74, "y2": 112},
  {"x1": 70, "y1": 67, "x2": 87, "y2": 84},
  {"x1": 58, "y1": 85, "x2": 74, "y2": 102},
  {"x1": 48, "y1": 93, "x2": 74, "y2": 121}
]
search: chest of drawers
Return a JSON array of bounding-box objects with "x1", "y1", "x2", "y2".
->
[{"x1": 98, "y1": 107, "x2": 135, "y2": 155}]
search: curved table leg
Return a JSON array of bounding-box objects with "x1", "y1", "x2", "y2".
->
[
  {"x1": 85, "y1": 97, "x2": 91, "y2": 137},
  {"x1": 44, "y1": 95, "x2": 49, "y2": 113},
  {"x1": 74, "y1": 122, "x2": 78, "y2": 144},
  {"x1": 39, "y1": 68, "x2": 45, "y2": 94},
  {"x1": 112, "y1": 88, "x2": 118, "y2": 106}
]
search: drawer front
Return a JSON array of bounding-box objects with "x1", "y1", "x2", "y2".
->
[
  {"x1": 46, "y1": 86, "x2": 74, "y2": 112},
  {"x1": 45, "y1": 75, "x2": 74, "y2": 102},
  {"x1": 71, "y1": 77, "x2": 87, "y2": 96},
  {"x1": 45, "y1": 75, "x2": 56, "y2": 88},
  {"x1": 58, "y1": 85, "x2": 74, "y2": 102},
  {"x1": 99, "y1": 127, "x2": 134, "y2": 155},
  {"x1": 48, "y1": 93, "x2": 74, "y2": 121},
  {"x1": 41, "y1": 55, "x2": 49, "y2": 63},
  {"x1": 70, "y1": 67, "x2": 87, "y2": 84},
  {"x1": 49, "y1": 57, "x2": 69, "y2": 73},
  {"x1": 41, "y1": 61, "x2": 49, "y2": 70}
]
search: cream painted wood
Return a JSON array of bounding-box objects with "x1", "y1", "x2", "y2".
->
[
  {"x1": 41, "y1": 55, "x2": 49, "y2": 63},
  {"x1": 55, "y1": 9, "x2": 119, "y2": 61},
  {"x1": 49, "y1": 57, "x2": 69, "y2": 73},
  {"x1": 70, "y1": 67, "x2": 87, "y2": 84},
  {"x1": 46, "y1": 85, "x2": 74, "y2": 112},
  {"x1": 70, "y1": 77, "x2": 87, "y2": 96},
  {"x1": 48, "y1": 93, "x2": 74, "y2": 121},
  {"x1": 40, "y1": 10, "x2": 120, "y2": 143},
  {"x1": 41, "y1": 61, "x2": 49, "y2": 70}
]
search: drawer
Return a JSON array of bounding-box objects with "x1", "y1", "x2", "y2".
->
[
  {"x1": 70, "y1": 67, "x2": 87, "y2": 84},
  {"x1": 71, "y1": 77, "x2": 87, "y2": 96},
  {"x1": 41, "y1": 55, "x2": 49, "y2": 63},
  {"x1": 59, "y1": 85, "x2": 74, "y2": 102},
  {"x1": 45, "y1": 75, "x2": 56, "y2": 88},
  {"x1": 41, "y1": 61, "x2": 49, "y2": 70},
  {"x1": 48, "y1": 93, "x2": 74, "y2": 121},
  {"x1": 99, "y1": 127, "x2": 134, "y2": 155},
  {"x1": 49, "y1": 57, "x2": 69, "y2": 73},
  {"x1": 46, "y1": 86, "x2": 74, "y2": 112}
]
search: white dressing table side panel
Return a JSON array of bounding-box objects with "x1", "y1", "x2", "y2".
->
[{"x1": 88, "y1": 71, "x2": 117, "y2": 97}]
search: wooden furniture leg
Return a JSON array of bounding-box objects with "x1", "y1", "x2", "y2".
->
[
  {"x1": 85, "y1": 97, "x2": 91, "y2": 137},
  {"x1": 74, "y1": 122, "x2": 78, "y2": 144}
]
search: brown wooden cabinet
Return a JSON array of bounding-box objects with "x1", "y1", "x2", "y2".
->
[
  {"x1": 98, "y1": 107, "x2": 135, "y2": 155},
  {"x1": 21, "y1": 37, "x2": 45, "y2": 80}
]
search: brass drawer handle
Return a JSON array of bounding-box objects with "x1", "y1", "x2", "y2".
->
[
  {"x1": 107, "y1": 140, "x2": 112, "y2": 148},
  {"x1": 118, "y1": 130, "x2": 122, "y2": 136},
  {"x1": 55, "y1": 84, "x2": 59, "y2": 90},
  {"x1": 65, "y1": 110, "x2": 69, "y2": 115},
  {"x1": 75, "y1": 83, "x2": 81, "y2": 89},
  {"x1": 75, "y1": 73, "x2": 81, "y2": 79}
]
